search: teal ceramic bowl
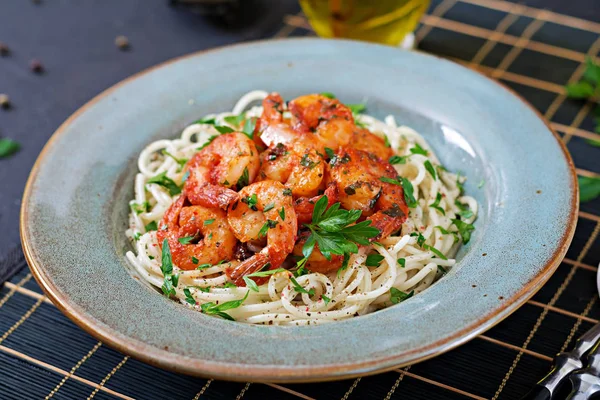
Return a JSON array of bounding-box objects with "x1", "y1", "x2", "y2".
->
[{"x1": 21, "y1": 38, "x2": 577, "y2": 382}]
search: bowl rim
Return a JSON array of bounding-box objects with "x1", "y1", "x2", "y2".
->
[{"x1": 20, "y1": 37, "x2": 579, "y2": 383}]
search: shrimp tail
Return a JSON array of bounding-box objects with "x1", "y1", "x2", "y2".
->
[
  {"x1": 185, "y1": 180, "x2": 239, "y2": 209},
  {"x1": 226, "y1": 252, "x2": 271, "y2": 286},
  {"x1": 367, "y1": 201, "x2": 409, "y2": 241},
  {"x1": 294, "y1": 184, "x2": 339, "y2": 224}
]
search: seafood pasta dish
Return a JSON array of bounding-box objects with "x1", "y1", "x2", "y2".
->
[{"x1": 125, "y1": 91, "x2": 478, "y2": 325}]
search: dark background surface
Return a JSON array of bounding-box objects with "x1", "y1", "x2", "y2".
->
[{"x1": 1, "y1": 0, "x2": 600, "y2": 399}]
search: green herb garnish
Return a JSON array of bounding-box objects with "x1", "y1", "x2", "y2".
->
[
  {"x1": 197, "y1": 135, "x2": 218, "y2": 150},
  {"x1": 147, "y1": 171, "x2": 182, "y2": 196},
  {"x1": 242, "y1": 193, "x2": 258, "y2": 210},
  {"x1": 320, "y1": 92, "x2": 336, "y2": 99},
  {"x1": 397, "y1": 258, "x2": 406, "y2": 268},
  {"x1": 200, "y1": 291, "x2": 249, "y2": 321},
  {"x1": 133, "y1": 232, "x2": 141, "y2": 241},
  {"x1": 257, "y1": 220, "x2": 278, "y2": 238},
  {"x1": 424, "y1": 160, "x2": 437, "y2": 180},
  {"x1": 183, "y1": 288, "x2": 196, "y2": 306},
  {"x1": 131, "y1": 201, "x2": 150, "y2": 215},
  {"x1": 300, "y1": 153, "x2": 319, "y2": 169},
  {"x1": 365, "y1": 253, "x2": 385, "y2": 267},
  {"x1": 389, "y1": 155, "x2": 409, "y2": 165},
  {"x1": 410, "y1": 143, "x2": 428, "y2": 156},
  {"x1": 194, "y1": 116, "x2": 216, "y2": 125},
  {"x1": 278, "y1": 207, "x2": 286, "y2": 221},
  {"x1": 223, "y1": 114, "x2": 245, "y2": 126},
  {"x1": 162, "y1": 150, "x2": 188, "y2": 169},
  {"x1": 437, "y1": 265, "x2": 447, "y2": 275},
  {"x1": 263, "y1": 203, "x2": 275, "y2": 212},
  {"x1": 242, "y1": 117, "x2": 256, "y2": 139},
  {"x1": 380, "y1": 177, "x2": 417, "y2": 208},
  {"x1": 214, "y1": 125, "x2": 235, "y2": 134},
  {"x1": 290, "y1": 276, "x2": 315, "y2": 296},
  {"x1": 243, "y1": 268, "x2": 287, "y2": 292},
  {"x1": 282, "y1": 188, "x2": 292, "y2": 196},
  {"x1": 178, "y1": 236, "x2": 195, "y2": 245},
  {"x1": 145, "y1": 221, "x2": 158, "y2": 231},
  {"x1": 384, "y1": 134, "x2": 391, "y2": 148},
  {"x1": 424, "y1": 244, "x2": 448, "y2": 260},
  {"x1": 325, "y1": 147, "x2": 335, "y2": 159},
  {"x1": 237, "y1": 167, "x2": 249, "y2": 189},
  {"x1": 429, "y1": 192, "x2": 445, "y2": 215},
  {"x1": 204, "y1": 219, "x2": 215, "y2": 225},
  {"x1": 347, "y1": 103, "x2": 366, "y2": 114},
  {"x1": 322, "y1": 295, "x2": 331, "y2": 305},
  {"x1": 455, "y1": 200, "x2": 474, "y2": 220},
  {"x1": 452, "y1": 219, "x2": 475, "y2": 244},
  {"x1": 389, "y1": 288, "x2": 414, "y2": 304},
  {"x1": 160, "y1": 239, "x2": 179, "y2": 297}
]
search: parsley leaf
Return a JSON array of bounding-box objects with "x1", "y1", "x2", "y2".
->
[
  {"x1": 242, "y1": 117, "x2": 256, "y2": 139},
  {"x1": 147, "y1": 171, "x2": 182, "y2": 196},
  {"x1": 178, "y1": 236, "x2": 195, "y2": 245},
  {"x1": 322, "y1": 295, "x2": 331, "y2": 305},
  {"x1": 300, "y1": 153, "x2": 319, "y2": 169},
  {"x1": 162, "y1": 150, "x2": 188, "y2": 168},
  {"x1": 290, "y1": 276, "x2": 315, "y2": 296},
  {"x1": 191, "y1": 256, "x2": 199, "y2": 264},
  {"x1": 223, "y1": 114, "x2": 245, "y2": 126},
  {"x1": 389, "y1": 154, "x2": 409, "y2": 164},
  {"x1": 200, "y1": 291, "x2": 249, "y2": 321},
  {"x1": 131, "y1": 201, "x2": 150, "y2": 214},
  {"x1": 263, "y1": 203, "x2": 275, "y2": 212},
  {"x1": 397, "y1": 258, "x2": 406, "y2": 268},
  {"x1": 429, "y1": 192, "x2": 445, "y2": 215},
  {"x1": 579, "y1": 176, "x2": 600, "y2": 202},
  {"x1": 204, "y1": 219, "x2": 215, "y2": 225},
  {"x1": 183, "y1": 288, "x2": 196, "y2": 306},
  {"x1": 242, "y1": 193, "x2": 258, "y2": 210},
  {"x1": 257, "y1": 220, "x2": 278, "y2": 238},
  {"x1": 365, "y1": 253, "x2": 385, "y2": 267},
  {"x1": 325, "y1": 147, "x2": 335, "y2": 159},
  {"x1": 410, "y1": 143, "x2": 428, "y2": 156},
  {"x1": 197, "y1": 135, "x2": 218, "y2": 150},
  {"x1": 424, "y1": 160, "x2": 437, "y2": 180},
  {"x1": 194, "y1": 116, "x2": 216, "y2": 125},
  {"x1": 214, "y1": 125, "x2": 235, "y2": 134},
  {"x1": 145, "y1": 221, "x2": 158, "y2": 231},
  {"x1": 197, "y1": 263, "x2": 211, "y2": 270},
  {"x1": 0, "y1": 138, "x2": 20, "y2": 158},
  {"x1": 243, "y1": 276, "x2": 259, "y2": 292},
  {"x1": 437, "y1": 265, "x2": 448, "y2": 275},
  {"x1": 347, "y1": 103, "x2": 366, "y2": 114},
  {"x1": 278, "y1": 206, "x2": 286, "y2": 221},
  {"x1": 389, "y1": 288, "x2": 414, "y2": 304},
  {"x1": 423, "y1": 244, "x2": 448, "y2": 260},
  {"x1": 455, "y1": 200, "x2": 474, "y2": 219},
  {"x1": 380, "y1": 177, "x2": 417, "y2": 208},
  {"x1": 452, "y1": 219, "x2": 475, "y2": 244},
  {"x1": 320, "y1": 92, "x2": 336, "y2": 99},
  {"x1": 384, "y1": 134, "x2": 391, "y2": 148},
  {"x1": 160, "y1": 239, "x2": 178, "y2": 297},
  {"x1": 237, "y1": 167, "x2": 249, "y2": 189}
]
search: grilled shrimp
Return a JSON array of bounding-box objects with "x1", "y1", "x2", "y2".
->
[
  {"x1": 226, "y1": 180, "x2": 297, "y2": 285},
  {"x1": 185, "y1": 132, "x2": 260, "y2": 209},
  {"x1": 288, "y1": 94, "x2": 355, "y2": 150},
  {"x1": 328, "y1": 147, "x2": 409, "y2": 241},
  {"x1": 157, "y1": 195, "x2": 237, "y2": 271},
  {"x1": 258, "y1": 142, "x2": 325, "y2": 198},
  {"x1": 293, "y1": 183, "x2": 339, "y2": 224},
  {"x1": 352, "y1": 128, "x2": 394, "y2": 160},
  {"x1": 292, "y1": 230, "x2": 344, "y2": 274}
]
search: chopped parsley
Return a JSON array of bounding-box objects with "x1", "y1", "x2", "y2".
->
[
  {"x1": 347, "y1": 103, "x2": 366, "y2": 114},
  {"x1": 454, "y1": 200, "x2": 474, "y2": 219},
  {"x1": 193, "y1": 116, "x2": 216, "y2": 125},
  {"x1": 424, "y1": 244, "x2": 448, "y2": 260},
  {"x1": 191, "y1": 256, "x2": 199, "y2": 264},
  {"x1": 145, "y1": 221, "x2": 158, "y2": 231},
  {"x1": 160, "y1": 239, "x2": 179, "y2": 297},
  {"x1": 437, "y1": 265, "x2": 448, "y2": 275},
  {"x1": 478, "y1": 179, "x2": 485, "y2": 188},
  {"x1": 365, "y1": 253, "x2": 385, "y2": 267},
  {"x1": 452, "y1": 219, "x2": 475, "y2": 244},
  {"x1": 131, "y1": 201, "x2": 150, "y2": 214},
  {"x1": 242, "y1": 117, "x2": 257, "y2": 139},
  {"x1": 320, "y1": 92, "x2": 336, "y2": 99},
  {"x1": 380, "y1": 177, "x2": 417, "y2": 208},
  {"x1": 257, "y1": 220, "x2": 278, "y2": 238},
  {"x1": 204, "y1": 219, "x2": 215, "y2": 225},
  {"x1": 324, "y1": 147, "x2": 335, "y2": 159},
  {"x1": 278, "y1": 206, "x2": 286, "y2": 221},
  {"x1": 197, "y1": 135, "x2": 218, "y2": 150},
  {"x1": 397, "y1": 258, "x2": 406, "y2": 268},
  {"x1": 429, "y1": 192, "x2": 446, "y2": 215},
  {"x1": 237, "y1": 167, "x2": 249, "y2": 189},
  {"x1": 290, "y1": 276, "x2": 315, "y2": 296},
  {"x1": 242, "y1": 193, "x2": 258, "y2": 210},
  {"x1": 409, "y1": 143, "x2": 428, "y2": 156},
  {"x1": 178, "y1": 236, "x2": 195, "y2": 245},
  {"x1": 197, "y1": 263, "x2": 211, "y2": 270},
  {"x1": 243, "y1": 268, "x2": 287, "y2": 292},
  {"x1": 416, "y1": 233, "x2": 426, "y2": 247},
  {"x1": 263, "y1": 203, "x2": 275, "y2": 212},
  {"x1": 322, "y1": 295, "x2": 331, "y2": 305},
  {"x1": 133, "y1": 232, "x2": 141, "y2": 241},
  {"x1": 162, "y1": 150, "x2": 188, "y2": 169},
  {"x1": 214, "y1": 125, "x2": 235, "y2": 134},
  {"x1": 223, "y1": 114, "x2": 245, "y2": 126},
  {"x1": 300, "y1": 153, "x2": 319, "y2": 169},
  {"x1": 456, "y1": 172, "x2": 465, "y2": 195},
  {"x1": 147, "y1": 171, "x2": 182, "y2": 196},
  {"x1": 389, "y1": 155, "x2": 409, "y2": 165},
  {"x1": 383, "y1": 134, "x2": 391, "y2": 148},
  {"x1": 389, "y1": 288, "x2": 414, "y2": 304},
  {"x1": 183, "y1": 288, "x2": 196, "y2": 306},
  {"x1": 424, "y1": 160, "x2": 437, "y2": 180},
  {"x1": 200, "y1": 291, "x2": 249, "y2": 321},
  {"x1": 282, "y1": 188, "x2": 293, "y2": 196}
]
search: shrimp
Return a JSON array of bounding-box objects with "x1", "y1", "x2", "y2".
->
[
  {"x1": 327, "y1": 147, "x2": 409, "y2": 241},
  {"x1": 184, "y1": 132, "x2": 260, "y2": 209},
  {"x1": 226, "y1": 180, "x2": 297, "y2": 286},
  {"x1": 288, "y1": 94, "x2": 355, "y2": 150},
  {"x1": 352, "y1": 128, "x2": 394, "y2": 160},
  {"x1": 157, "y1": 195, "x2": 237, "y2": 271},
  {"x1": 258, "y1": 142, "x2": 325, "y2": 198},
  {"x1": 292, "y1": 230, "x2": 344, "y2": 274},
  {"x1": 293, "y1": 183, "x2": 338, "y2": 224}
]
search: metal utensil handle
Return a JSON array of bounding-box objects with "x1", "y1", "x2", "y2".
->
[{"x1": 567, "y1": 343, "x2": 600, "y2": 399}]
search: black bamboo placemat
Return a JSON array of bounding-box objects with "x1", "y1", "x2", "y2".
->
[{"x1": 1, "y1": 0, "x2": 600, "y2": 399}]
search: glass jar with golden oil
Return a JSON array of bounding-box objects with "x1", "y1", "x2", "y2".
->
[{"x1": 299, "y1": 0, "x2": 430, "y2": 46}]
